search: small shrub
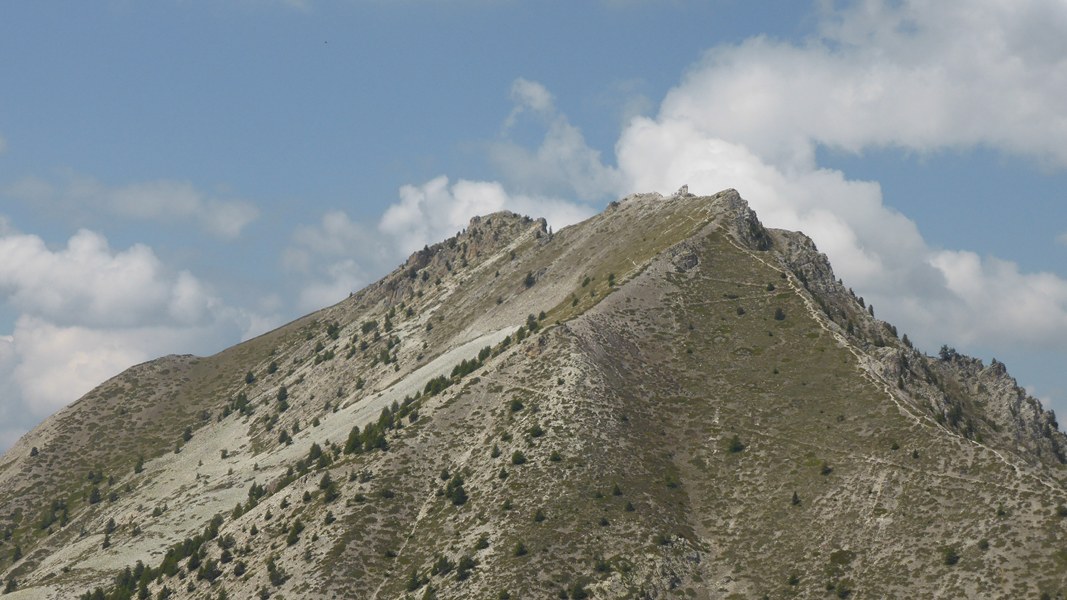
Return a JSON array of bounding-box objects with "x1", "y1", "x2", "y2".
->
[
  {"x1": 942, "y1": 546, "x2": 959, "y2": 566},
  {"x1": 405, "y1": 568, "x2": 426, "y2": 592},
  {"x1": 286, "y1": 520, "x2": 304, "y2": 546},
  {"x1": 431, "y1": 555, "x2": 454, "y2": 576},
  {"x1": 455, "y1": 554, "x2": 477, "y2": 580},
  {"x1": 726, "y1": 435, "x2": 745, "y2": 453},
  {"x1": 267, "y1": 557, "x2": 289, "y2": 586}
]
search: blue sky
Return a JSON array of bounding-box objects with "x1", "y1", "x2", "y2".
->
[{"x1": 1, "y1": 0, "x2": 1065, "y2": 450}]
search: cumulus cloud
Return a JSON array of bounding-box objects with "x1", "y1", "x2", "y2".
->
[
  {"x1": 657, "y1": 0, "x2": 1067, "y2": 171},
  {"x1": 384, "y1": 2, "x2": 1067, "y2": 357},
  {"x1": 607, "y1": 0, "x2": 1067, "y2": 352},
  {"x1": 0, "y1": 224, "x2": 271, "y2": 450},
  {"x1": 8, "y1": 173, "x2": 259, "y2": 238},
  {"x1": 493, "y1": 79, "x2": 621, "y2": 201},
  {"x1": 0, "y1": 228, "x2": 215, "y2": 328},
  {"x1": 279, "y1": 0, "x2": 1067, "y2": 391},
  {"x1": 283, "y1": 174, "x2": 595, "y2": 313},
  {"x1": 282, "y1": 210, "x2": 393, "y2": 312},
  {"x1": 381, "y1": 175, "x2": 595, "y2": 255},
  {"x1": 511, "y1": 79, "x2": 554, "y2": 115}
]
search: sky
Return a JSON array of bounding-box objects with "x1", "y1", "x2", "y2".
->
[{"x1": 1, "y1": 0, "x2": 1066, "y2": 451}]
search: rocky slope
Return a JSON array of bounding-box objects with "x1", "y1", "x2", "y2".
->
[{"x1": 1, "y1": 189, "x2": 1066, "y2": 599}]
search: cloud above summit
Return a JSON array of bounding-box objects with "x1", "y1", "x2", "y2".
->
[
  {"x1": 603, "y1": 0, "x2": 1067, "y2": 352},
  {"x1": 656, "y1": 1, "x2": 1067, "y2": 171},
  {"x1": 387, "y1": 0, "x2": 1067, "y2": 356}
]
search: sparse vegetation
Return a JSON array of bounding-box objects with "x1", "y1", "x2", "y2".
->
[
  {"x1": 12, "y1": 191, "x2": 1067, "y2": 600},
  {"x1": 726, "y1": 434, "x2": 745, "y2": 453}
]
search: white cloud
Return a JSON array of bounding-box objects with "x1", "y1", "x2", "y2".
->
[
  {"x1": 8, "y1": 174, "x2": 259, "y2": 239},
  {"x1": 494, "y1": 78, "x2": 621, "y2": 201},
  {"x1": 658, "y1": 0, "x2": 1067, "y2": 171},
  {"x1": 283, "y1": 210, "x2": 393, "y2": 312},
  {"x1": 504, "y1": 78, "x2": 555, "y2": 128},
  {"x1": 385, "y1": 3, "x2": 1067, "y2": 357},
  {"x1": 0, "y1": 225, "x2": 272, "y2": 450},
  {"x1": 926, "y1": 251, "x2": 1067, "y2": 346},
  {"x1": 491, "y1": 118, "x2": 621, "y2": 202},
  {"x1": 282, "y1": 174, "x2": 595, "y2": 314},
  {"x1": 278, "y1": 0, "x2": 1067, "y2": 381},
  {"x1": 607, "y1": 0, "x2": 1067, "y2": 352},
  {"x1": 1057, "y1": 231, "x2": 1067, "y2": 246},
  {"x1": 9, "y1": 316, "x2": 164, "y2": 418},
  {"x1": 0, "y1": 228, "x2": 205, "y2": 328},
  {"x1": 295, "y1": 259, "x2": 369, "y2": 313},
  {"x1": 381, "y1": 175, "x2": 594, "y2": 256}
]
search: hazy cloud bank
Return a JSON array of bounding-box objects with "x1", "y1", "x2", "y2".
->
[{"x1": 8, "y1": 173, "x2": 259, "y2": 239}]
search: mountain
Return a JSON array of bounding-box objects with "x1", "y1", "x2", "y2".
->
[{"x1": 1, "y1": 189, "x2": 1065, "y2": 599}]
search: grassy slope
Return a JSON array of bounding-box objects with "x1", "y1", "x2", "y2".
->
[{"x1": 3, "y1": 191, "x2": 1066, "y2": 599}]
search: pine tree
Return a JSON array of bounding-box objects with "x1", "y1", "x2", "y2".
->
[{"x1": 343, "y1": 425, "x2": 362, "y2": 454}]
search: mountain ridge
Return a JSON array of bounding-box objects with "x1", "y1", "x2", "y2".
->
[{"x1": 2, "y1": 189, "x2": 1065, "y2": 599}]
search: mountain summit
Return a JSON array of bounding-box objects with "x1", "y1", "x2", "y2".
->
[{"x1": 1, "y1": 189, "x2": 1065, "y2": 599}]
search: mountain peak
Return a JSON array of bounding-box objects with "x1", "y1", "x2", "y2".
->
[{"x1": 2, "y1": 189, "x2": 1065, "y2": 599}]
